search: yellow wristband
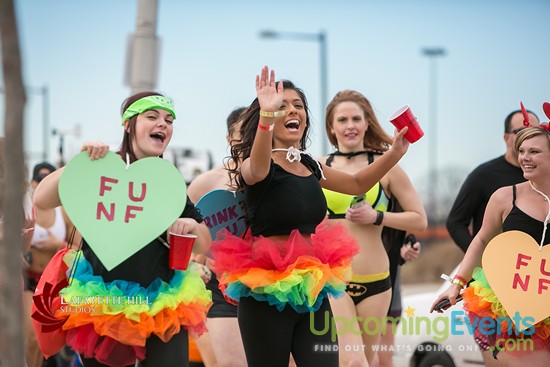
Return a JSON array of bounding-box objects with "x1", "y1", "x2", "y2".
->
[
  {"x1": 260, "y1": 110, "x2": 286, "y2": 118},
  {"x1": 451, "y1": 278, "x2": 466, "y2": 288}
]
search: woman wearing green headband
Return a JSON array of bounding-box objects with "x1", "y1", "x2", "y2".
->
[
  {"x1": 119, "y1": 93, "x2": 177, "y2": 162},
  {"x1": 33, "y1": 91, "x2": 212, "y2": 367}
]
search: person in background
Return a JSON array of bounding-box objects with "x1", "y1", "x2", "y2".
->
[
  {"x1": 24, "y1": 161, "x2": 79, "y2": 367},
  {"x1": 445, "y1": 107, "x2": 540, "y2": 367},
  {"x1": 0, "y1": 137, "x2": 35, "y2": 365},
  {"x1": 432, "y1": 125, "x2": 550, "y2": 366},
  {"x1": 31, "y1": 162, "x2": 57, "y2": 187},
  {"x1": 211, "y1": 67, "x2": 409, "y2": 366},
  {"x1": 321, "y1": 90, "x2": 426, "y2": 365},
  {"x1": 446, "y1": 108, "x2": 540, "y2": 252},
  {"x1": 188, "y1": 106, "x2": 247, "y2": 367},
  {"x1": 33, "y1": 91, "x2": 212, "y2": 367},
  {"x1": 190, "y1": 106, "x2": 298, "y2": 367}
]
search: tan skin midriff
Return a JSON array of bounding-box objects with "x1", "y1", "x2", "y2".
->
[
  {"x1": 339, "y1": 218, "x2": 389, "y2": 275},
  {"x1": 28, "y1": 247, "x2": 59, "y2": 273}
]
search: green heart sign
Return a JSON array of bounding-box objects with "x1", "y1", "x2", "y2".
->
[{"x1": 59, "y1": 151, "x2": 187, "y2": 270}]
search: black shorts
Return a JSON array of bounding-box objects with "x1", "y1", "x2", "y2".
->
[
  {"x1": 345, "y1": 272, "x2": 392, "y2": 305},
  {"x1": 24, "y1": 270, "x2": 41, "y2": 292},
  {"x1": 206, "y1": 272, "x2": 238, "y2": 318}
]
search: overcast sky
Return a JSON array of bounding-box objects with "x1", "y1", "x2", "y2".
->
[{"x1": 3, "y1": 0, "x2": 549, "y2": 202}]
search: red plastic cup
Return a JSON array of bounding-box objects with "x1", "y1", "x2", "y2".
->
[
  {"x1": 389, "y1": 105, "x2": 424, "y2": 143},
  {"x1": 169, "y1": 233, "x2": 196, "y2": 270}
]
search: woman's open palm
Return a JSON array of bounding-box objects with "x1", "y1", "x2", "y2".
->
[{"x1": 256, "y1": 66, "x2": 283, "y2": 112}]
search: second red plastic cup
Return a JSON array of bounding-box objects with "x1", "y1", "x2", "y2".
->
[
  {"x1": 389, "y1": 105, "x2": 424, "y2": 143},
  {"x1": 169, "y1": 233, "x2": 196, "y2": 270}
]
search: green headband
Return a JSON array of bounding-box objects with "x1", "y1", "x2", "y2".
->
[{"x1": 121, "y1": 95, "x2": 176, "y2": 125}]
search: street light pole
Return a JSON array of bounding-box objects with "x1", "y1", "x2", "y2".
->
[
  {"x1": 125, "y1": 0, "x2": 159, "y2": 94},
  {"x1": 421, "y1": 47, "x2": 446, "y2": 223},
  {"x1": 1, "y1": 84, "x2": 49, "y2": 161},
  {"x1": 29, "y1": 85, "x2": 50, "y2": 161},
  {"x1": 259, "y1": 29, "x2": 330, "y2": 154},
  {"x1": 319, "y1": 31, "x2": 328, "y2": 152}
]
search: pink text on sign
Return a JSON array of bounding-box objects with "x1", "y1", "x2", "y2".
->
[
  {"x1": 512, "y1": 253, "x2": 550, "y2": 294},
  {"x1": 96, "y1": 176, "x2": 147, "y2": 223}
]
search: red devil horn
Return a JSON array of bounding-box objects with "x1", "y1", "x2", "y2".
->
[
  {"x1": 543, "y1": 102, "x2": 550, "y2": 121},
  {"x1": 520, "y1": 102, "x2": 530, "y2": 127}
]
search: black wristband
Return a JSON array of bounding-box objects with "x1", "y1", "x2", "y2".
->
[{"x1": 373, "y1": 210, "x2": 384, "y2": 226}]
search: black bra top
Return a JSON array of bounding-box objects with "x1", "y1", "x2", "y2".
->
[{"x1": 502, "y1": 185, "x2": 550, "y2": 246}]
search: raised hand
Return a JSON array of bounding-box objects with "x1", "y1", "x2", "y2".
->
[
  {"x1": 255, "y1": 66, "x2": 283, "y2": 112},
  {"x1": 390, "y1": 127, "x2": 410, "y2": 157}
]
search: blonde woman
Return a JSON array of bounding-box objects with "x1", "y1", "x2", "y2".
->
[{"x1": 432, "y1": 125, "x2": 550, "y2": 366}]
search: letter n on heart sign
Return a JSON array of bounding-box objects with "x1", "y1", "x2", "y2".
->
[
  {"x1": 482, "y1": 230, "x2": 550, "y2": 329},
  {"x1": 59, "y1": 151, "x2": 187, "y2": 271}
]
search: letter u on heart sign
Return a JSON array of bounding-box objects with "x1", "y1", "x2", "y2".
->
[{"x1": 59, "y1": 151, "x2": 187, "y2": 270}]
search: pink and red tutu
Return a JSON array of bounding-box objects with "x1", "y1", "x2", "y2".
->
[
  {"x1": 463, "y1": 267, "x2": 550, "y2": 353},
  {"x1": 210, "y1": 220, "x2": 358, "y2": 313},
  {"x1": 54, "y1": 250, "x2": 212, "y2": 366}
]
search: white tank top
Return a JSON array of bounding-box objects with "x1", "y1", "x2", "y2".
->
[{"x1": 31, "y1": 206, "x2": 66, "y2": 245}]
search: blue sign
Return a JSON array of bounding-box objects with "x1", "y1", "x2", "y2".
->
[{"x1": 195, "y1": 189, "x2": 248, "y2": 240}]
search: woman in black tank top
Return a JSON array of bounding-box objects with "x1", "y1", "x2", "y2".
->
[
  {"x1": 433, "y1": 125, "x2": 550, "y2": 365},
  {"x1": 210, "y1": 66, "x2": 411, "y2": 367},
  {"x1": 33, "y1": 92, "x2": 212, "y2": 367}
]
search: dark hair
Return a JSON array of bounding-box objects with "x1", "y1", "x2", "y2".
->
[
  {"x1": 325, "y1": 90, "x2": 392, "y2": 152},
  {"x1": 226, "y1": 106, "x2": 247, "y2": 134},
  {"x1": 228, "y1": 80, "x2": 311, "y2": 190},
  {"x1": 32, "y1": 161, "x2": 56, "y2": 182},
  {"x1": 118, "y1": 91, "x2": 164, "y2": 162},
  {"x1": 504, "y1": 109, "x2": 539, "y2": 133}
]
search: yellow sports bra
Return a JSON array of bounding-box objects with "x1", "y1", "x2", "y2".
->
[
  {"x1": 322, "y1": 150, "x2": 389, "y2": 219},
  {"x1": 323, "y1": 183, "x2": 389, "y2": 219}
]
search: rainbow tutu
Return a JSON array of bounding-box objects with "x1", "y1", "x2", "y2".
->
[
  {"x1": 55, "y1": 250, "x2": 211, "y2": 366},
  {"x1": 211, "y1": 220, "x2": 358, "y2": 313},
  {"x1": 463, "y1": 267, "x2": 550, "y2": 353}
]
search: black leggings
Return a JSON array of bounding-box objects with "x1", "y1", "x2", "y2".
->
[
  {"x1": 80, "y1": 329, "x2": 189, "y2": 367},
  {"x1": 238, "y1": 297, "x2": 338, "y2": 367}
]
